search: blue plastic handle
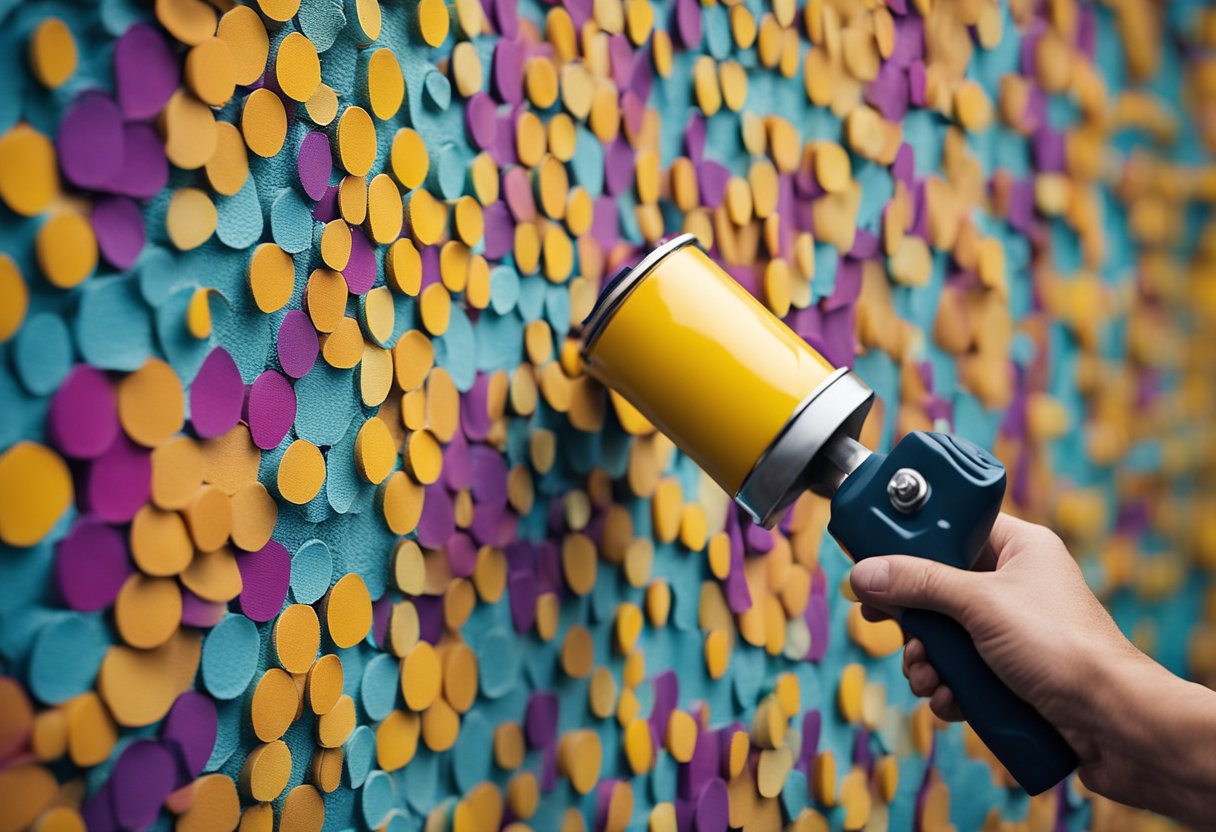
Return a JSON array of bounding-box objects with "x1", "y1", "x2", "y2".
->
[{"x1": 827, "y1": 431, "x2": 1078, "y2": 795}]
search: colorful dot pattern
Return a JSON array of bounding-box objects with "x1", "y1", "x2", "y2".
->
[{"x1": 0, "y1": 0, "x2": 1213, "y2": 830}]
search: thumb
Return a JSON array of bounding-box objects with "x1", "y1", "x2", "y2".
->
[{"x1": 850, "y1": 556, "x2": 985, "y2": 624}]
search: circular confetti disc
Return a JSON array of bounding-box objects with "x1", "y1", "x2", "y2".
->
[
  {"x1": 0, "y1": 443, "x2": 72, "y2": 547},
  {"x1": 55, "y1": 518, "x2": 131, "y2": 612}
]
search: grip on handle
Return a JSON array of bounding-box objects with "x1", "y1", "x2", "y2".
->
[{"x1": 827, "y1": 431, "x2": 1078, "y2": 795}]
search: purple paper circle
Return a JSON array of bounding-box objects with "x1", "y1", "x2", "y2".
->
[
  {"x1": 470, "y1": 445, "x2": 508, "y2": 511},
  {"x1": 277, "y1": 310, "x2": 319, "y2": 379},
  {"x1": 697, "y1": 161, "x2": 730, "y2": 209},
  {"x1": 590, "y1": 197, "x2": 620, "y2": 251},
  {"x1": 297, "y1": 132, "x2": 332, "y2": 201},
  {"x1": 675, "y1": 0, "x2": 703, "y2": 48},
  {"x1": 48, "y1": 365, "x2": 119, "y2": 460},
  {"x1": 55, "y1": 518, "x2": 131, "y2": 612},
  {"x1": 482, "y1": 202, "x2": 514, "y2": 261},
  {"x1": 109, "y1": 740, "x2": 178, "y2": 829},
  {"x1": 524, "y1": 691, "x2": 558, "y2": 748},
  {"x1": 446, "y1": 532, "x2": 477, "y2": 578},
  {"x1": 603, "y1": 138, "x2": 635, "y2": 197},
  {"x1": 562, "y1": 0, "x2": 591, "y2": 28},
  {"x1": 419, "y1": 245, "x2": 440, "y2": 291},
  {"x1": 181, "y1": 589, "x2": 226, "y2": 629},
  {"x1": 58, "y1": 93, "x2": 125, "y2": 190},
  {"x1": 440, "y1": 429, "x2": 472, "y2": 490},
  {"x1": 694, "y1": 778, "x2": 728, "y2": 832},
  {"x1": 417, "y1": 483, "x2": 455, "y2": 548},
  {"x1": 465, "y1": 93, "x2": 498, "y2": 150},
  {"x1": 494, "y1": 0, "x2": 520, "y2": 39},
  {"x1": 461, "y1": 374, "x2": 493, "y2": 440},
  {"x1": 608, "y1": 36, "x2": 635, "y2": 89},
  {"x1": 82, "y1": 780, "x2": 118, "y2": 832},
  {"x1": 343, "y1": 229, "x2": 376, "y2": 294},
  {"x1": 246, "y1": 370, "x2": 296, "y2": 450},
  {"x1": 114, "y1": 24, "x2": 180, "y2": 120},
  {"x1": 235, "y1": 540, "x2": 291, "y2": 622},
  {"x1": 161, "y1": 691, "x2": 218, "y2": 782},
  {"x1": 311, "y1": 185, "x2": 339, "y2": 223},
  {"x1": 91, "y1": 197, "x2": 146, "y2": 270},
  {"x1": 105, "y1": 123, "x2": 169, "y2": 199},
  {"x1": 502, "y1": 167, "x2": 535, "y2": 222},
  {"x1": 469, "y1": 496, "x2": 507, "y2": 546},
  {"x1": 86, "y1": 435, "x2": 151, "y2": 523},
  {"x1": 190, "y1": 348, "x2": 244, "y2": 439},
  {"x1": 492, "y1": 41, "x2": 523, "y2": 105}
]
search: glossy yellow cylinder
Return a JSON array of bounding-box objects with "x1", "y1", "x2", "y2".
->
[{"x1": 583, "y1": 242, "x2": 837, "y2": 494}]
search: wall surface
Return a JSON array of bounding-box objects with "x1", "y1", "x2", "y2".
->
[{"x1": 0, "y1": 0, "x2": 1213, "y2": 830}]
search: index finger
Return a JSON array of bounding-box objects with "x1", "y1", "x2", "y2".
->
[{"x1": 983, "y1": 512, "x2": 1041, "y2": 569}]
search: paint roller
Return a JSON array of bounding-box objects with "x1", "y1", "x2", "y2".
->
[{"x1": 580, "y1": 234, "x2": 1077, "y2": 795}]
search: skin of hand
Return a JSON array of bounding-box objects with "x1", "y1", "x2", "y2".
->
[{"x1": 849, "y1": 513, "x2": 1216, "y2": 828}]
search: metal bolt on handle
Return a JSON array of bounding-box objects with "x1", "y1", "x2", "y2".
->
[{"x1": 887, "y1": 468, "x2": 929, "y2": 513}]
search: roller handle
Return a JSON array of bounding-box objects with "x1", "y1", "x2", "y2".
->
[{"x1": 827, "y1": 431, "x2": 1078, "y2": 795}]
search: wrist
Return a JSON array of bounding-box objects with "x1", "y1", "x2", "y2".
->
[{"x1": 1081, "y1": 646, "x2": 1216, "y2": 819}]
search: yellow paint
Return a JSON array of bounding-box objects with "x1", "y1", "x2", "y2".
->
[
  {"x1": 30, "y1": 19, "x2": 77, "y2": 89},
  {"x1": 251, "y1": 668, "x2": 298, "y2": 742},
  {"x1": 0, "y1": 255, "x2": 27, "y2": 343},
  {"x1": 584, "y1": 242, "x2": 835, "y2": 495},
  {"x1": 65, "y1": 691, "x2": 116, "y2": 766},
  {"x1": 229, "y1": 482, "x2": 278, "y2": 551},
  {"x1": 217, "y1": 5, "x2": 269, "y2": 86},
  {"x1": 376, "y1": 710, "x2": 419, "y2": 771},
  {"x1": 559, "y1": 730, "x2": 602, "y2": 793},
  {"x1": 417, "y1": 0, "x2": 450, "y2": 46},
  {"x1": 115, "y1": 574, "x2": 182, "y2": 649},
  {"x1": 181, "y1": 546, "x2": 243, "y2": 603},
  {"x1": 0, "y1": 442, "x2": 72, "y2": 547},
  {"x1": 242, "y1": 88, "x2": 287, "y2": 158},
  {"x1": 560, "y1": 625, "x2": 594, "y2": 678},
  {"x1": 281, "y1": 784, "x2": 325, "y2": 832},
  {"x1": 316, "y1": 693, "x2": 355, "y2": 747},
  {"x1": 278, "y1": 440, "x2": 326, "y2": 505},
  {"x1": 442, "y1": 642, "x2": 479, "y2": 713},
  {"x1": 0, "y1": 763, "x2": 57, "y2": 832},
  {"x1": 421, "y1": 696, "x2": 459, "y2": 751},
  {"x1": 381, "y1": 471, "x2": 424, "y2": 535},
  {"x1": 155, "y1": 0, "x2": 216, "y2": 45},
  {"x1": 337, "y1": 106, "x2": 376, "y2": 177},
  {"x1": 162, "y1": 89, "x2": 217, "y2": 170},
  {"x1": 276, "y1": 32, "x2": 321, "y2": 102},
  {"x1": 186, "y1": 37, "x2": 236, "y2": 106},
  {"x1": 367, "y1": 174, "x2": 403, "y2": 243},
  {"x1": 275, "y1": 604, "x2": 321, "y2": 674},
  {"x1": 366, "y1": 48, "x2": 405, "y2": 120},
  {"x1": 36, "y1": 211, "x2": 96, "y2": 288},
  {"x1": 166, "y1": 188, "x2": 217, "y2": 251},
  {"x1": 390, "y1": 128, "x2": 429, "y2": 190},
  {"x1": 320, "y1": 316, "x2": 361, "y2": 369},
  {"x1": 621, "y1": 718, "x2": 652, "y2": 774},
  {"x1": 361, "y1": 344, "x2": 394, "y2": 407},
  {"x1": 241, "y1": 740, "x2": 292, "y2": 802},
  {"x1": 325, "y1": 574, "x2": 371, "y2": 648},
  {"x1": 354, "y1": 417, "x2": 396, "y2": 484},
  {"x1": 207, "y1": 121, "x2": 250, "y2": 197},
  {"x1": 97, "y1": 630, "x2": 201, "y2": 727},
  {"x1": 494, "y1": 722, "x2": 525, "y2": 770}
]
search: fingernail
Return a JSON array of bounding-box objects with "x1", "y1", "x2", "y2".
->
[{"x1": 853, "y1": 559, "x2": 890, "y2": 594}]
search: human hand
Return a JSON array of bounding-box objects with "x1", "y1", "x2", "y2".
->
[{"x1": 848, "y1": 513, "x2": 1216, "y2": 823}]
